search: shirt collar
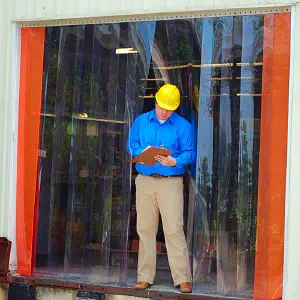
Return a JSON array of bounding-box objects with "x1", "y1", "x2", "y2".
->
[{"x1": 149, "y1": 109, "x2": 175, "y2": 124}]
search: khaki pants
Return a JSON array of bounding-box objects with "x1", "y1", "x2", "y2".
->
[{"x1": 135, "y1": 174, "x2": 192, "y2": 286}]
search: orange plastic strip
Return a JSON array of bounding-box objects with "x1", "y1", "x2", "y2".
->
[
  {"x1": 254, "y1": 13, "x2": 291, "y2": 300},
  {"x1": 17, "y1": 27, "x2": 45, "y2": 275}
]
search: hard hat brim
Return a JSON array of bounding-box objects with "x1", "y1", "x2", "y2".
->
[{"x1": 155, "y1": 95, "x2": 180, "y2": 111}]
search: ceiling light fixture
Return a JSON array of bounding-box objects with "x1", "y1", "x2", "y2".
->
[{"x1": 116, "y1": 48, "x2": 139, "y2": 54}]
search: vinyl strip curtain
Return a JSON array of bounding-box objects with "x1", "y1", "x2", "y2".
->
[
  {"x1": 192, "y1": 15, "x2": 263, "y2": 293},
  {"x1": 35, "y1": 17, "x2": 264, "y2": 289},
  {"x1": 21, "y1": 14, "x2": 290, "y2": 298},
  {"x1": 36, "y1": 23, "x2": 155, "y2": 284}
]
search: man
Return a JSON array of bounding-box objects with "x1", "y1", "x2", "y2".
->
[{"x1": 127, "y1": 84, "x2": 195, "y2": 293}]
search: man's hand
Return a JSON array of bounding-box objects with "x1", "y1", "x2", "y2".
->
[{"x1": 155, "y1": 155, "x2": 176, "y2": 167}]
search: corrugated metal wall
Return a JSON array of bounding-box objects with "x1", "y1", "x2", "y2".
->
[
  {"x1": 0, "y1": 2, "x2": 14, "y2": 236},
  {"x1": 10, "y1": 0, "x2": 296, "y2": 21}
]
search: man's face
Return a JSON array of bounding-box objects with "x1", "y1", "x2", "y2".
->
[{"x1": 155, "y1": 102, "x2": 174, "y2": 120}]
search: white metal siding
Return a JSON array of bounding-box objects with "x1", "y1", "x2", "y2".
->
[
  {"x1": 0, "y1": 1, "x2": 14, "y2": 237},
  {"x1": 283, "y1": 6, "x2": 300, "y2": 300},
  {"x1": 10, "y1": 0, "x2": 297, "y2": 21}
]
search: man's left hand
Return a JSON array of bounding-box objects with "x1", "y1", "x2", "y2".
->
[{"x1": 155, "y1": 155, "x2": 176, "y2": 167}]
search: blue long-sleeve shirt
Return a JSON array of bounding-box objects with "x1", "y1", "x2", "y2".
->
[{"x1": 127, "y1": 109, "x2": 196, "y2": 176}]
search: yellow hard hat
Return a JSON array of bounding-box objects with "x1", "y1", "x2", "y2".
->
[{"x1": 155, "y1": 84, "x2": 180, "y2": 111}]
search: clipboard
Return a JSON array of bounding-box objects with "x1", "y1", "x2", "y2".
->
[{"x1": 131, "y1": 146, "x2": 173, "y2": 166}]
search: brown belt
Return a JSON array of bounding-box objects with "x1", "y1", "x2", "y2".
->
[{"x1": 149, "y1": 174, "x2": 182, "y2": 179}]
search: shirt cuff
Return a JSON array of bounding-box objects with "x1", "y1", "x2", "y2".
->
[{"x1": 173, "y1": 155, "x2": 184, "y2": 168}]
